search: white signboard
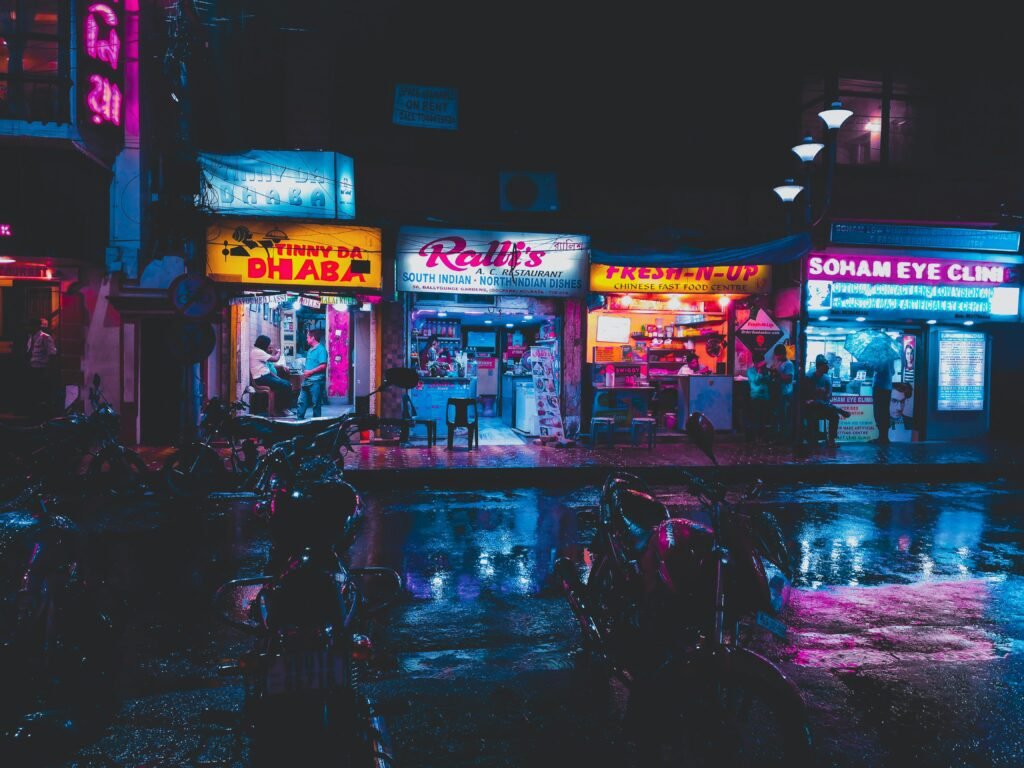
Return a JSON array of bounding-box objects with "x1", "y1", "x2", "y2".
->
[
  {"x1": 530, "y1": 345, "x2": 565, "y2": 440},
  {"x1": 396, "y1": 227, "x2": 589, "y2": 297},
  {"x1": 937, "y1": 331, "x2": 986, "y2": 412},
  {"x1": 199, "y1": 150, "x2": 355, "y2": 220},
  {"x1": 393, "y1": 84, "x2": 458, "y2": 130}
]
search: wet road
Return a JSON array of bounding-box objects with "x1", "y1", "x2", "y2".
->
[{"x1": 3, "y1": 479, "x2": 1023, "y2": 767}]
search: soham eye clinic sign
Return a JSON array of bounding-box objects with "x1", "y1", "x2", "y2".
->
[
  {"x1": 806, "y1": 253, "x2": 1022, "y2": 321},
  {"x1": 396, "y1": 227, "x2": 589, "y2": 297},
  {"x1": 199, "y1": 151, "x2": 356, "y2": 220},
  {"x1": 206, "y1": 219, "x2": 381, "y2": 290}
]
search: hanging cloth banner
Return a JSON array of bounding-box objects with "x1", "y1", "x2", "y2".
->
[{"x1": 529, "y1": 345, "x2": 566, "y2": 441}]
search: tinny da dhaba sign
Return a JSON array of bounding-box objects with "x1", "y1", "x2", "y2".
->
[
  {"x1": 396, "y1": 227, "x2": 589, "y2": 297},
  {"x1": 206, "y1": 219, "x2": 382, "y2": 290}
]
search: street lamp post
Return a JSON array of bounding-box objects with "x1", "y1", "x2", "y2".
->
[{"x1": 773, "y1": 101, "x2": 851, "y2": 449}]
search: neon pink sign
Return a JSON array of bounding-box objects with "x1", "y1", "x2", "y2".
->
[
  {"x1": 807, "y1": 253, "x2": 1018, "y2": 286},
  {"x1": 0, "y1": 224, "x2": 11, "y2": 237},
  {"x1": 81, "y1": 0, "x2": 123, "y2": 128}
]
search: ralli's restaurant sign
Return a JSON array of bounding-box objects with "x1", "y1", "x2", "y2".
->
[
  {"x1": 206, "y1": 219, "x2": 382, "y2": 290},
  {"x1": 396, "y1": 227, "x2": 589, "y2": 297},
  {"x1": 590, "y1": 263, "x2": 772, "y2": 294}
]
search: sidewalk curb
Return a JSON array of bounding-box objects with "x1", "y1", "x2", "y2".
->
[{"x1": 346, "y1": 461, "x2": 1016, "y2": 490}]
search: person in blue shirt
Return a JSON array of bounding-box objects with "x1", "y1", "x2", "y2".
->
[
  {"x1": 745, "y1": 352, "x2": 772, "y2": 442},
  {"x1": 295, "y1": 328, "x2": 329, "y2": 419}
]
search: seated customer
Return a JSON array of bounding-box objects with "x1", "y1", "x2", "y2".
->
[
  {"x1": 803, "y1": 354, "x2": 850, "y2": 446},
  {"x1": 250, "y1": 335, "x2": 293, "y2": 416}
]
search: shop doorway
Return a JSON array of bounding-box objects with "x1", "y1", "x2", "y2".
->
[
  {"x1": 0, "y1": 282, "x2": 60, "y2": 421},
  {"x1": 236, "y1": 292, "x2": 360, "y2": 419},
  {"x1": 140, "y1": 318, "x2": 185, "y2": 445},
  {"x1": 407, "y1": 301, "x2": 561, "y2": 445}
]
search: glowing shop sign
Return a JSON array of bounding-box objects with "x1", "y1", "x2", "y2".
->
[
  {"x1": 807, "y1": 253, "x2": 1018, "y2": 285},
  {"x1": 199, "y1": 151, "x2": 356, "y2": 220},
  {"x1": 806, "y1": 279, "x2": 1020, "y2": 321},
  {"x1": 81, "y1": 1, "x2": 123, "y2": 127},
  {"x1": 589, "y1": 263, "x2": 771, "y2": 294},
  {"x1": 396, "y1": 227, "x2": 588, "y2": 297},
  {"x1": 206, "y1": 219, "x2": 382, "y2": 290},
  {"x1": 0, "y1": 224, "x2": 12, "y2": 237},
  {"x1": 937, "y1": 331, "x2": 985, "y2": 412}
]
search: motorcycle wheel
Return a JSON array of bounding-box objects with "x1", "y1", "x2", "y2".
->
[
  {"x1": 87, "y1": 447, "x2": 149, "y2": 497},
  {"x1": 629, "y1": 653, "x2": 813, "y2": 767},
  {"x1": 163, "y1": 444, "x2": 225, "y2": 499}
]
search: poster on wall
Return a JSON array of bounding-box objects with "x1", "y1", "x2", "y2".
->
[
  {"x1": 529, "y1": 346, "x2": 565, "y2": 441},
  {"x1": 396, "y1": 227, "x2": 588, "y2": 297},
  {"x1": 832, "y1": 394, "x2": 879, "y2": 443},
  {"x1": 937, "y1": 331, "x2": 986, "y2": 411},
  {"x1": 735, "y1": 308, "x2": 784, "y2": 359}
]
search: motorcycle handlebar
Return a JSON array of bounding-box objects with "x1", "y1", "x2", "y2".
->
[{"x1": 680, "y1": 469, "x2": 726, "y2": 506}]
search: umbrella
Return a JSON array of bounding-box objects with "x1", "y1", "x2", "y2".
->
[{"x1": 843, "y1": 329, "x2": 901, "y2": 367}]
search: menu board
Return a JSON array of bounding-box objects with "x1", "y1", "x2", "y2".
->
[
  {"x1": 530, "y1": 345, "x2": 565, "y2": 440},
  {"x1": 937, "y1": 331, "x2": 986, "y2": 411}
]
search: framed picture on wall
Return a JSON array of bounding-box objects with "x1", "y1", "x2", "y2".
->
[
  {"x1": 249, "y1": 303, "x2": 257, "y2": 313},
  {"x1": 272, "y1": 308, "x2": 281, "y2": 325},
  {"x1": 262, "y1": 304, "x2": 269, "y2": 321}
]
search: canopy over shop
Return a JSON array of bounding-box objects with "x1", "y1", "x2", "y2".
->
[
  {"x1": 394, "y1": 226, "x2": 589, "y2": 444},
  {"x1": 585, "y1": 232, "x2": 807, "y2": 434},
  {"x1": 205, "y1": 218, "x2": 383, "y2": 417},
  {"x1": 805, "y1": 222, "x2": 1022, "y2": 442}
]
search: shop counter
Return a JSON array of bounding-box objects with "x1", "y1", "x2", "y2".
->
[
  {"x1": 671, "y1": 375, "x2": 733, "y2": 431},
  {"x1": 591, "y1": 385, "x2": 654, "y2": 430},
  {"x1": 408, "y1": 377, "x2": 478, "y2": 438}
]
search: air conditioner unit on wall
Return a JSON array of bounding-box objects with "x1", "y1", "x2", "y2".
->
[{"x1": 499, "y1": 172, "x2": 559, "y2": 212}]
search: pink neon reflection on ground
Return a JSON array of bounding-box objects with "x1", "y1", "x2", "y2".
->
[{"x1": 786, "y1": 578, "x2": 997, "y2": 669}]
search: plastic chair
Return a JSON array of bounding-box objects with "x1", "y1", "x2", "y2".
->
[
  {"x1": 630, "y1": 416, "x2": 657, "y2": 450},
  {"x1": 402, "y1": 393, "x2": 437, "y2": 447},
  {"x1": 589, "y1": 416, "x2": 615, "y2": 447},
  {"x1": 446, "y1": 397, "x2": 479, "y2": 450}
]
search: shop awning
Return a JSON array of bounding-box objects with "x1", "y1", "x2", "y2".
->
[{"x1": 591, "y1": 232, "x2": 811, "y2": 267}]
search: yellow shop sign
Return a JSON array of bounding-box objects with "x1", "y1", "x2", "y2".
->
[
  {"x1": 589, "y1": 263, "x2": 771, "y2": 294},
  {"x1": 206, "y1": 219, "x2": 382, "y2": 290}
]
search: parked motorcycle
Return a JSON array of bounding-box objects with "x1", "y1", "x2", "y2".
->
[
  {"x1": 212, "y1": 429, "x2": 404, "y2": 767},
  {"x1": 554, "y1": 411, "x2": 811, "y2": 766},
  {"x1": 161, "y1": 390, "x2": 358, "y2": 500},
  {"x1": 83, "y1": 374, "x2": 149, "y2": 495},
  {"x1": 183, "y1": 367, "x2": 421, "y2": 509},
  {"x1": 0, "y1": 487, "x2": 121, "y2": 765},
  {"x1": 0, "y1": 375, "x2": 147, "y2": 500}
]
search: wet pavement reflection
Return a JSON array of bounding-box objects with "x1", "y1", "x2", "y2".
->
[{"x1": 2, "y1": 479, "x2": 1019, "y2": 766}]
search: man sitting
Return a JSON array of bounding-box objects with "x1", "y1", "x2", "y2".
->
[
  {"x1": 250, "y1": 335, "x2": 293, "y2": 416},
  {"x1": 803, "y1": 354, "x2": 850, "y2": 447}
]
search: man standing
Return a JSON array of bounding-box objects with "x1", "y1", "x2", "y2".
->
[
  {"x1": 26, "y1": 317, "x2": 58, "y2": 420},
  {"x1": 295, "y1": 328, "x2": 328, "y2": 419},
  {"x1": 869, "y1": 358, "x2": 894, "y2": 445},
  {"x1": 745, "y1": 352, "x2": 771, "y2": 442},
  {"x1": 768, "y1": 344, "x2": 794, "y2": 441}
]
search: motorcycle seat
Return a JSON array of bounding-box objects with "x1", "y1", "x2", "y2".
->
[
  {"x1": 615, "y1": 488, "x2": 670, "y2": 556},
  {"x1": 231, "y1": 415, "x2": 346, "y2": 442}
]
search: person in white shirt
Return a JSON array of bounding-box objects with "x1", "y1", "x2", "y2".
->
[
  {"x1": 26, "y1": 317, "x2": 59, "y2": 419},
  {"x1": 250, "y1": 335, "x2": 293, "y2": 415}
]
